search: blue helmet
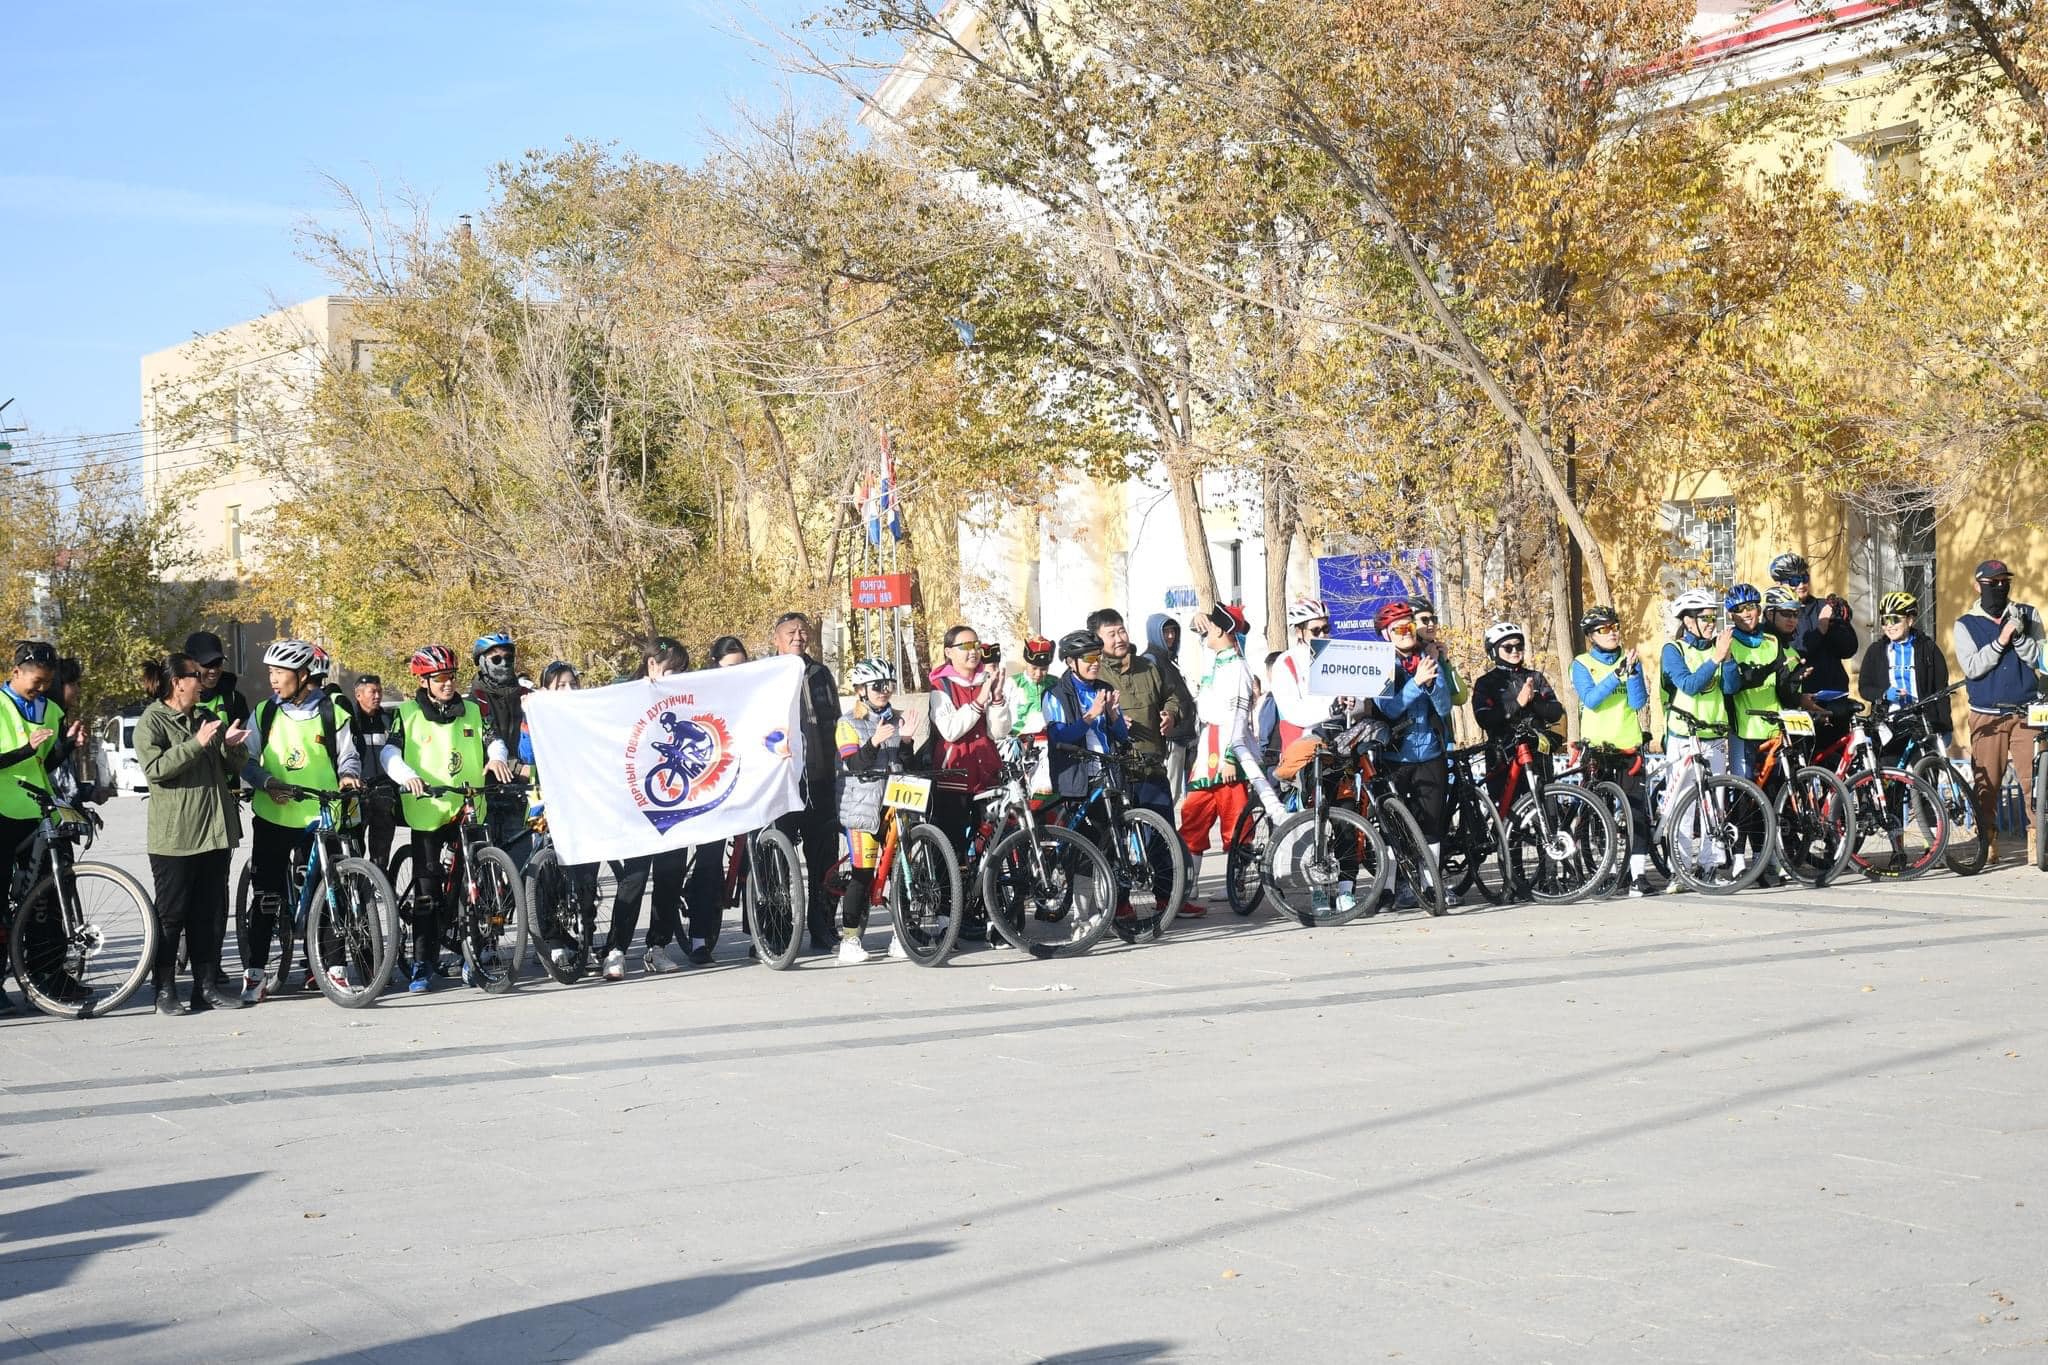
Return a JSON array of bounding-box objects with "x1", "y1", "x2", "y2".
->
[
  {"x1": 473, "y1": 632, "x2": 514, "y2": 661},
  {"x1": 1724, "y1": 583, "x2": 1761, "y2": 611}
]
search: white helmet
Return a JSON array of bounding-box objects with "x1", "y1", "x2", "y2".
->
[
  {"x1": 262, "y1": 639, "x2": 317, "y2": 671},
  {"x1": 1483, "y1": 621, "x2": 1525, "y2": 656},
  {"x1": 1286, "y1": 598, "x2": 1330, "y2": 627},
  {"x1": 845, "y1": 657, "x2": 895, "y2": 689},
  {"x1": 1672, "y1": 588, "x2": 1720, "y2": 619}
]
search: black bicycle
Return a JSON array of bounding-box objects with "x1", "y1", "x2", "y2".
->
[
  {"x1": 386, "y1": 782, "x2": 531, "y2": 993},
  {"x1": 234, "y1": 786, "x2": 400, "y2": 1006},
  {"x1": 1044, "y1": 744, "x2": 1186, "y2": 944},
  {"x1": 8, "y1": 783, "x2": 157, "y2": 1019}
]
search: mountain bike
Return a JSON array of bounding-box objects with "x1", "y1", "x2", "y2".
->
[
  {"x1": 1749, "y1": 712, "x2": 1857, "y2": 888},
  {"x1": 1550, "y1": 743, "x2": 1640, "y2": 897},
  {"x1": 7, "y1": 783, "x2": 156, "y2": 1019},
  {"x1": 1262, "y1": 721, "x2": 1390, "y2": 925},
  {"x1": 1650, "y1": 726, "x2": 1778, "y2": 893},
  {"x1": 1441, "y1": 742, "x2": 1512, "y2": 904},
  {"x1": 1043, "y1": 743, "x2": 1186, "y2": 944},
  {"x1": 732, "y1": 826, "x2": 806, "y2": 969},
  {"x1": 235, "y1": 786, "x2": 400, "y2": 1006},
  {"x1": 1800, "y1": 698, "x2": 1946, "y2": 879},
  {"x1": 1868, "y1": 682, "x2": 1979, "y2": 876},
  {"x1": 1489, "y1": 720, "x2": 1615, "y2": 904},
  {"x1": 386, "y1": 782, "x2": 531, "y2": 993},
  {"x1": 974, "y1": 754, "x2": 1118, "y2": 959},
  {"x1": 1224, "y1": 746, "x2": 1294, "y2": 918},
  {"x1": 524, "y1": 815, "x2": 617, "y2": 984}
]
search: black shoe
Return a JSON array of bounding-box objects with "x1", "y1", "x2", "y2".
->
[
  {"x1": 686, "y1": 944, "x2": 714, "y2": 966},
  {"x1": 155, "y1": 986, "x2": 183, "y2": 1016},
  {"x1": 1631, "y1": 876, "x2": 1661, "y2": 898},
  {"x1": 198, "y1": 984, "x2": 248, "y2": 1011},
  {"x1": 0, "y1": 980, "x2": 15, "y2": 1015}
]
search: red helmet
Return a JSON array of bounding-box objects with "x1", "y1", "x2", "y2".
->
[
  {"x1": 409, "y1": 644, "x2": 458, "y2": 678},
  {"x1": 1373, "y1": 601, "x2": 1415, "y2": 633}
]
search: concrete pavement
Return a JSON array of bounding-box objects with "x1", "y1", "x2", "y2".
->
[{"x1": 1, "y1": 798, "x2": 2043, "y2": 1362}]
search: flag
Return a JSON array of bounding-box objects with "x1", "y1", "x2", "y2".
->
[
  {"x1": 523, "y1": 656, "x2": 806, "y2": 865},
  {"x1": 864, "y1": 434, "x2": 905, "y2": 545}
]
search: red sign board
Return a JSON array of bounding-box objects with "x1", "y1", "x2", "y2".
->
[{"x1": 852, "y1": 573, "x2": 913, "y2": 610}]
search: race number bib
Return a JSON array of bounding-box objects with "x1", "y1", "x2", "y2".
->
[
  {"x1": 2027, "y1": 703, "x2": 2048, "y2": 728},
  {"x1": 883, "y1": 775, "x2": 933, "y2": 812},
  {"x1": 1781, "y1": 711, "x2": 1815, "y2": 737}
]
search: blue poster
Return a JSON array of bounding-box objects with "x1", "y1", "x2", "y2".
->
[{"x1": 1315, "y1": 550, "x2": 1438, "y2": 641}]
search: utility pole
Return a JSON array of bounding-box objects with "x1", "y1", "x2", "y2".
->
[{"x1": 0, "y1": 398, "x2": 31, "y2": 465}]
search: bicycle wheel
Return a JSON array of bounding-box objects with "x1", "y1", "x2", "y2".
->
[
  {"x1": 525, "y1": 847, "x2": 595, "y2": 983},
  {"x1": 1442, "y1": 781, "x2": 1512, "y2": 905},
  {"x1": 1225, "y1": 801, "x2": 1271, "y2": 917},
  {"x1": 460, "y1": 846, "x2": 528, "y2": 993},
  {"x1": 1265, "y1": 806, "x2": 1387, "y2": 926},
  {"x1": 1591, "y1": 781, "x2": 1633, "y2": 895},
  {"x1": 307, "y1": 856, "x2": 399, "y2": 1007},
  {"x1": 1108, "y1": 808, "x2": 1186, "y2": 944},
  {"x1": 385, "y1": 845, "x2": 423, "y2": 983},
  {"x1": 980, "y1": 824, "x2": 1117, "y2": 958},
  {"x1": 885, "y1": 823, "x2": 964, "y2": 966},
  {"x1": 1505, "y1": 787, "x2": 1616, "y2": 904},
  {"x1": 2034, "y1": 751, "x2": 2048, "y2": 872},
  {"x1": 1664, "y1": 773, "x2": 1776, "y2": 894},
  {"x1": 10, "y1": 862, "x2": 158, "y2": 1019},
  {"x1": 231, "y1": 859, "x2": 296, "y2": 997},
  {"x1": 744, "y1": 827, "x2": 805, "y2": 970},
  {"x1": 1848, "y1": 767, "x2": 1946, "y2": 880},
  {"x1": 1774, "y1": 766, "x2": 1855, "y2": 888},
  {"x1": 1643, "y1": 767, "x2": 1672, "y2": 881},
  {"x1": 1912, "y1": 754, "x2": 1983, "y2": 876},
  {"x1": 1377, "y1": 795, "x2": 1446, "y2": 916}
]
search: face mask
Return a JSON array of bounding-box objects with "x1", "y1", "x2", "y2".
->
[
  {"x1": 478, "y1": 655, "x2": 517, "y2": 687},
  {"x1": 1982, "y1": 582, "x2": 2012, "y2": 615}
]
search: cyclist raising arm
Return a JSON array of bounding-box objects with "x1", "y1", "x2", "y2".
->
[{"x1": 0, "y1": 641, "x2": 89, "y2": 1014}]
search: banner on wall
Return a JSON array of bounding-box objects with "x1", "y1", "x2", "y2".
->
[{"x1": 1315, "y1": 550, "x2": 1438, "y2": 640}]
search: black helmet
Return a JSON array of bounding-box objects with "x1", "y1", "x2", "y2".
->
[
  {"x1": 1058, "y1": 629, "x2": 1101, "y2": 661},
  {"x1": 1579, "y1": 605, "x2": 1621, "y2": 634},
  {"x1": 1770, "y1": 553, "x2": 1810, "y2": 583}
]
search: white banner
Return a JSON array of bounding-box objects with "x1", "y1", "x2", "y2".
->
[
  {"x1": 523, "y1": 655, "x2": 808, "y2": 865},
  {"x1": 1307, "y1": 639, "x2": 1399, "y2": 696}
]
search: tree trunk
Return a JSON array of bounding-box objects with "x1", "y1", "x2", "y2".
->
[
  {"x1": 757, "y1": 398, "x2": 813, "y2": 587},
  {"x1": 1262, "y1": 462, "x2": 1293, "y2": 654},
  {"x1": 1166, "y1": 452, "x2": 1222, "y2": 607},
  {"x1": 1546, "y1": 525, "x2": 1579, "y2": 742}
]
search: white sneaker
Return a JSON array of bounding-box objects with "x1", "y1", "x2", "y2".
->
[
  {"x1": 549, "y1": 947, "x2": 574, "y2": 971},
  {"x1": 240, "y1": 970, "x2": 264, "y2": 1005},
  {"x1": 602, "y1": 949, "x2": 626, "y2": 981},
  {"x1": 644, "y1": 947, "x2": 681, "y2": 975},
  {"x1": 324, "y1": 964, "x2": 350, "y2": 992},
  {"x1": 837, "y1": 934, "x2": 870, "y2": 965},
  {"x1": 887, "y1": 935, "x2": 910, "y2": 961},
  {"x1": 1333, "y1": 890, "x2": 1357, "y2": 915}
]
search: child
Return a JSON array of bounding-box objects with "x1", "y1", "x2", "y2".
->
[{"x1": 834, "y1": 657, "x2": 907, "y2": 963}]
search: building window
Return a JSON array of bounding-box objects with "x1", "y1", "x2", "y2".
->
[
  {"x1": 1834, "y1": 123, "x2": 1921, "y2": 202},
  {"x1": 1661, "y1": 497, "x2": 1736, "y2": 591},
  {"x1": 225, "y1": 504, "x2": 243, "y2": 563}
]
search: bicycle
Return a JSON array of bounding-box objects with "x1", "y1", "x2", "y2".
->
[
  {"x1": 1868, "y1": 682, "x2": 1979, "y2": 876},
  {"x1": 1801, "y1": 699, "x2": 1947, "y2": 879},
  {"x1": 234, "y1": 785, "x2": 400, "y2": 1006},
  {"x1": 7, "y1": 783, "x2": 157, "y2": 1019},
  {"x1": 386, "y1": 782, "x2": 531, "y2": 993},
  {"x1": 523, "y1": 816, "x2": 618, "y2": 984},
  {"x1": 1261, "y1": 720, "x2": 1391, "y2": 926},
  {"x1": 1043, "y1": 743, "x2": 1186, "y2": 944},
  {"x1": 972, "y1": 750, "x2": 1119, "y2": 959},
  {"x1": 1550, "y1": 742, "x2": 1641, "y2": 897},
  {"x1": 1488, "y1": 719, "x2": 1616, "y2": 904},
  {"x1": 1749, "y1": 711, "x2": 1857, "y2": 888},
  {"x1": 1441, "y1": 742, "x2": 1512, "y2": 905},
  {"x1": 1646, "y1": 725, "x2": 1778, "y2": 894},
  {"x1": 1224, "y1": 746, "x2": 1293, "y2": 918}
]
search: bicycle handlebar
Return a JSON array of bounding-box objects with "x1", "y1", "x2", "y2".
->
[{"x1": 415, "y1": 780, "x2": 533, "y2": 797}]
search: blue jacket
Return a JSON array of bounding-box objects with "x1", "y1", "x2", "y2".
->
[
  {"x1": 1373, "y1": 655, "x2": 1453, "y2": 763},
  {"x1": 1042, "y1": 671, "x2": 1130, "y2": 799},
  {"x1": 1571, "y1": 646, "x2": 1649, "y2": 712},
  {"x1": 1659, "y1": 637, "x2": 1737, "y2": 698}
]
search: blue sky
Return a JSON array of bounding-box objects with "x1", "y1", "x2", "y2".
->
[{"x1": 2, "y1": 0, "x2": 831, "y2": 449}]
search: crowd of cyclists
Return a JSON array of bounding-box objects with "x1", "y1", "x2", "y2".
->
[{"x1": 1, "y1": 549, "x2": 2042, "y2": 1020}]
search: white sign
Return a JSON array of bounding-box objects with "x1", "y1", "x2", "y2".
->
[
  {"x1": 1307, "y1": 639, "x2": 1399, "y2": 696},
  {"x1": 524, "y1": 656, "x2": 807, "y2": 865}
]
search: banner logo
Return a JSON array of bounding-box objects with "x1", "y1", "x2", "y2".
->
[{"x1": 625, "y1": 698, "x2": 738, "y2": 833}]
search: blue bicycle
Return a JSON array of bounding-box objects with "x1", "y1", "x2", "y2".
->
[{"x1": 237, "y1": 786, "x2": 400, "y2": 1007}]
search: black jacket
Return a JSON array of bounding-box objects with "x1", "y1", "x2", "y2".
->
[
  {"x1": 1472, "y1": 666, "x2": 1566, "y2": 746},
  {"x1": 1791, "y1": 597, "x2": 1857, "y2": 695},
  {"x1": 796, "y1": 655, "x2": 842, "y2": 798},
  {"x1": 1857, "y1": 630, "x2": 1952, "y2": 738}
]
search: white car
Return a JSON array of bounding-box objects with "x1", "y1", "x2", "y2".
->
[{"x1": 99, "y1": 708, "x2": 148, "y2": 794}]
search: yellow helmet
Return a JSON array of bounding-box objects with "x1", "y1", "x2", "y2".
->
[{"x1": 1879, "y1": 591, "x2": 1919, "y2": 617}]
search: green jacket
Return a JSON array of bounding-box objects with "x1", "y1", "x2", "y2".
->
[
  {"x1": 136, "y1": 700, "x2": 244, "y2": 856},
  {"x1": 1102, "y1": 649, "x2": 1181, "y2": 767}
]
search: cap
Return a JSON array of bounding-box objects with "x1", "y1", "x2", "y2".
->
[
  {"x1": 183, "y1": 631, "x2": 226, "y2": 666},
  {"x1": 1976, "y1": 559, "x2": 2013, "y2": 580}
]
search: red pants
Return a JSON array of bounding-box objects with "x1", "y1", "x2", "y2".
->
[{"x1": 1179, "y1": 781, "x2": 1249, "y2": 856}]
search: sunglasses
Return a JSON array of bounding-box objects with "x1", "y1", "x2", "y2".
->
[
  {"x1": 1780, "y1": 575, "x2": 1811, "y2": 586},
  {"x1": 1305, "y1": 625, "x2": 1330, "y2": 638},
  {"x1": 867, "y1": 683, "x2": 895, "y2": 694},
  {"x1": 1414, "y1": 614, "x2": 1437, "y2": 627},
  {"x1": 1075, "y1": 651, "x2": 1103, "y2": 665},
  {"x1": 1497, "y1": 641, "x2": 1525, "y2": 652},
  {"x1": 951, "y1": 640, "x2": 981, "y2": 651},
  {"x1": 1881, "y1": 613, "x2": 1914, "y2": 625},
  {"x1": 1386, "y1": 623, "x2": 1417, "y2": 636}
]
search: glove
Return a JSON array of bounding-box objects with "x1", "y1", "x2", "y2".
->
[{"x1": 1883, "y1": 687, "x2": 1905, "y2": 704}]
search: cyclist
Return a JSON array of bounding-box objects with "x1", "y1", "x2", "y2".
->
[
  {"x1": 1770, "y1": 552, "x2": 1858, "y2": 696},
  {"x1": 831, "y1": 657, "x2": 911, "y2": 963},
  {"x1": 1177, "y1": 604, "x2": 1257, "y2": 903},
  {"x1": 1269, "y1": 599, "x2": 1335, "y2": 748},
  {"x1": 1659, "y1": 590, "x2": 1738, "y2": 885},
  {"x1": 0, "y1": 641, "x2": 87, "y2": 1013},
  {"x1": 1952, "y1": 559, "x2": 2048, "y2": 863},
  {"x1": 470, "y1": 632, "x2": 533, "y2": 870},
  {"x1": 930, "y1": 624, "x2": 1013, "y2": 853},
  {"x1": 1571, "y1": 606, "x2": 1658, "y2": 897},
  {"x1": 309, "y1": 645, "x2": 348, "y2": 715},
  {"x1": 1094, "y1": 608, "x2": 1187, "y2": 912},
  {"x1": 1728, "y1": 583, "x2": 1812, "y2": 783},
  {"x1": 237, "y1": 639, "x2": 364, "y2": 1000},
  {"x1": 380, "y1": 643, "x2": 516, "y2": 992},
  {"x1": 1411, "y1": 596, "x2": 1470, "y2": 708},
  {"x1": 349, "y1": 673, "x2": 397, "y2": 869},
  {"x1": 184, "y1": 631, "x2": 251, "y2": 731},
  {"x1": 603, "y1": 637, "x2": 695, "y2": 980},
  {"x1": 1471, "y1": 620, "x2": 1565, "y2": 807},
  {"x1": 1371, "y1": 601, "x2": 1454, "y2": 908},
  {"x1": 1859, "y1": 591, "x2": 1952, "y2": 762}
]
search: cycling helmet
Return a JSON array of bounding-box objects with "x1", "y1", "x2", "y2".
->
[
  {"x1": 1058, "y1": 629, "x2": 1102, "y2": 660},
  {"x1": 409, "y1": 644, "x2": 458, "y2": 678},
  {"x1": 473, "y1": 632, "x2": 514, "y2": 660},
  {"x1": 1879, "y1": 590, "x2": 1919, "y2": 617},
  {"x1": 845, "y1": 657, "x2": 895, "y2": 689},
  {"x1": 1286, "y1": 598, "x2": 1329, "y2": 627},
  {"x1": 1579, "y1": 605, "x2": 1621, "y2": 634},
  {"x1": 1769, "y1": 552, "x2": 1810, "y2": 583},
  {"x1": 1406, "y1": 595, "x2": 1434, "y2": 615},
  {"x1": 1762, "y1": 585, "x2": 1800, "y2": 613},
  {"x1": 262, "y1": 639, "x2": 317, "y2": 671},
  {"x1": 1021, "y1": 636, "x2": 1054, "y2": 665},
  {"x1": 1374, "y1": 601, "x2": 1415, "y2": 633},
  {"x1": 308, "y1": 644, "x2": 331, "y2": 679},
  {"x1": 1672, "y1": 588, "x2": 1719, "y2": 619},
  {"x1": 1483, "y1": 621, "x2": 1526, "y2": 657},
  {"x1": 1724, "y1": 583, "x2": 1762, "y2": 611}
]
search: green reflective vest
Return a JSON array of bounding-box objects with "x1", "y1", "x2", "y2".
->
[
  {"x1": 251, "y1": 700, "x2": 338, "y2": 829},
  {"x1": 396, "y1": 698, "x2": 487, "y2": 830},
  {"x1": 1666, "y1": 640, "x2": 1730, "y2": 737},
  {"x1": 1730, "y1": 635, "x2": 1792, "y2": 742},
  {"x1": 1575, "y1": 652, "x2": 1643, "y2": 750},
  {"x1": 0, "y1": 694, "x2": 62, "y2": 820}
]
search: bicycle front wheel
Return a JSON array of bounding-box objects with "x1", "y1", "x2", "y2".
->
[
  {"x1": 1664, "y1": 774, "x2": 1776, "y2": 894},
  {"x1": 1848, "y1": 767, "x2": 1946, "y2": 880},
  {"x1": 744, "y1": 828, "x2": 805, "y2": 969},
  {"x1": 1912, "y1": 754, "x2": 1983, "y2": 876},
  {"x1": 888, "y1": 823, "x2": 964, "y2": 966},
  {"x1": 10, "y1": 862, "x2": 158, "y2": 1019},
  {"x1": 460, "y1": 846, "x2": 528, "y2": 993},
  {"x1": 1265, "y1": 806, "x2": 1387, "y2": 926},
  {"x1": 2034, "y1": 751, "x2": 2048, "y2": 872},
  {"x1": 1377, "y1": 795, "x2": 1446, "y2": 916},
  {"x1": 1774, "y1": 766, "x2": 1856, "y2": 888},
  {"x1": 1108, "y1": 807, "x2": 1186, "y2": 944},
  {"x1": 1225, "y1": 801, "x2": 1271, "y2": 917},
  {"x1": 1442, "y1": 780, "x2": 1511, "y2": 905},
  {"x1": 231, "y1": 859, "x2": 296, "y2": 997},
  {"x1": 980, "y1": 824, "x2": 1117, "y2": 958},
  {"x1": 308, "y1": 856, "x2": 400, "y2": 1007},
  {"x1": 1506, "y1": 787, "x2": 1616, "y2": 904}
]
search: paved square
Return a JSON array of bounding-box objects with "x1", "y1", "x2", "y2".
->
[{"x1": 2, "y1": 802, "x2": 2043, "y2": 1362}]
